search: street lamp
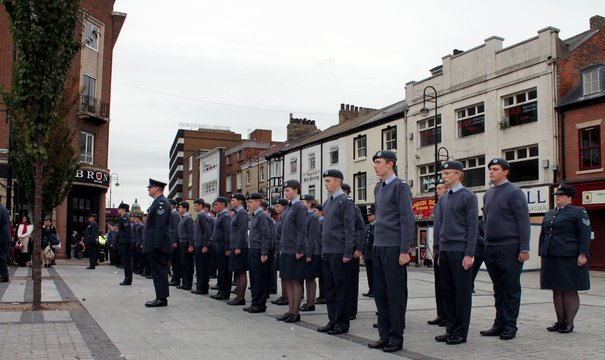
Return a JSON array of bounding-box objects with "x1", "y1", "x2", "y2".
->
[
  {"x1": 420, "y1": 85, "x2": 439, "y2": 204},
  {"x1": 108, "y1": 173, "x2": 119, "y2": 208}
]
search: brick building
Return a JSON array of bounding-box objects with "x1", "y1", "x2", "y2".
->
[
  {"x1": 0, "y1": 1, "x2": 126, "y2": 257},
  {"x1": 557, "y1": 15, "x2": 605, "y2": 270}
]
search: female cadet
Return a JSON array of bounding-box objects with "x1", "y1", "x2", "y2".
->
[
  {"x1": 300, "y1": 194, "x2": 321, "y2": 312},
  {"x1": 539, "y1": 184, "x2": 591, "y2": 334}
]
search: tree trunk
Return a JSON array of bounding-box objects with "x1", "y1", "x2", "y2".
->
[{"x1": 32, "y1": 153, "x2": 44, "y2": 310}]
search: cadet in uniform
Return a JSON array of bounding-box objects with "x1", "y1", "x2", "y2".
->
[
  {"x1": 434, "y1": 161, "x2": 478, "y2": 345},
  {"x1": 130, "y1": 214, "x2": 139, "y2": 274},
  {"x1": 84, "y1": 214, "x2": 99, "y2": 270},
  {"x1": 300, "y1": 194, "x2": 320, "y2": 312},
  {"x1": 143, "y1": 179, "x2": 172, "y2": 307},
  {"x1": 210, "y1": 197, "x2": 232, "y2": 300},
  {"x1": 480, "y1": 158, "x2": 530, "y2": 340},
  {"x1": 270, "y1": 198, "x2": 289, "y2": 306},
  {"x1": 312, "y1": 204, "x2": 326, "y2": 304},
  {"x1": 317, "y1": 170, "x2": 356, "y2": 335},
  {"x1": 367, "y1": 151, "x2": 413, "y2": 353},
  {"x1": 192, "y1": 199, "x2": 212, "y2": 295},
  {"x1": 362, "y1": 207, "x2": 376, "y2": 297},
  {"x1": 228, "y1": 193, "x2": 249, "y2": 305},
  {"x1": 168, "y1": 200, "x2": 182, "y2": 287},
  {"x1": 117, "y1": 203, "x2": 132, "y2": 285},
  {"x1": 427, "y1": 182, "x2": 448, "y2": 326},
  {"x1": 245, "y1": 193, "x2": 274, "y2": 313},
  {"x1": 540, "y1": 184, "x2": 591, "y2": 333},
  {"x1": 177, "y1": 201, "x2": 194, "y2": 291}
]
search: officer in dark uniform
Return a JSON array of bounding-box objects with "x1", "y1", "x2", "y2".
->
[
  {"x1": 168, "y1": 200, "x2": 182, "y2": 287},
  {"x1": 143, "y1": 179, "x2": 172, "y2": 307},
  {"x1": 362, "y1": 207, "x2": 376, "y2": 297},
  {"x1": 117, "y1": 203, "x2": 132, "y2": 285},
  {"x1": 192, "y1": 198, "x2": 212, "y2": 294},
  {"x1": 84, "y1": 214, "x2": 99, "y2": 270},
  {"x1": 210, "y1": 197, "x2": 232, "y2": 300}
]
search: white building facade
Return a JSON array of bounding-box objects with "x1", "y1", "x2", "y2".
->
[{"x1": 198, "y1": 148, "x2": 223, "y2": 204}]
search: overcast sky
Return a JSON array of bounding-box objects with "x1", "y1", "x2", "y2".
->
[{"x1": 107, "y1": 0, "x2": 601, "y2": 209}]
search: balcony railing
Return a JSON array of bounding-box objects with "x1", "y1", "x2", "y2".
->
[{"x1": 80, "y1": 95, "x2": 109, "y2": 120}]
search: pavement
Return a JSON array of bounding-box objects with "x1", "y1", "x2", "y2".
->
[{"x1": 1, "y1": 259, "x2": 604, "y2": 360}]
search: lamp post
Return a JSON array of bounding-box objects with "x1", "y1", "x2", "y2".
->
[
  {"x1": 108, "y1": 173, "x2": 119, "y2": 208},
  {"x1": 420, "y1": 86, "x2": 439, "y2": 204}
]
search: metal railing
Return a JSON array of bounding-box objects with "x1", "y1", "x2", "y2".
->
[{"x1": 80, "y1": 95, "x2": 109, "y2": 118}]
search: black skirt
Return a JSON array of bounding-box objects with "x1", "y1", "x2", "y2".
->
[
  {"x1": 229, "y1": 248, "x2": 249, "y2": 273},
  {"x1": 279, "y1": 253, "x2": 306, "y2": 280},
  {"x1": 304, "y1": 255, "x2": 322, "y2": 280},
  {"x1": 540, "y1": 256, "x2": 590, "y2": 291}
]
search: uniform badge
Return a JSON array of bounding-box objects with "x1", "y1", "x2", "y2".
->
[
  {"x1": 323, "y1": 171, "x2": 328, "y2": 176},
  {"x1": 493, "y1": 159, "x2": 498, "y2": 164},
  {"x1": 377, "y1": 151, "x2": 382, "y2": 157},
  {"x1": 443, "y1": 163, "x2": 449, "y2": 168},
  {"x1": 582, "y1": 218, "x2": 590, "y2": 227}
]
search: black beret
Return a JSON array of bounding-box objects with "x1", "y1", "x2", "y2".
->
[
  {"x1": 267, "y1": 207, "x2": 277, "y2": 216},
  {"x1": 118, "y1": 203, "x2": 130, "y2": 211},
  {"x1": 313, "y1": 204, "x2": 323, "y2": 211},
  {"x1": 88, "y1": 213, "x2": 97, "y2": 218},
  {"x1": 247, "y1": 192, "x2": 264, "y2": 200},
  {"x1": 301, "y1": 194, "x2": 315, "y2": 201},
  {"x1": 441, "y1": 161, "x2": 464, "y2": 171},
  {"x1": 322, "y1": 169, "x2": 343, "y2": 179},
  {"x1": 372, "y1": 150, "x2": 397, "y2": 162},
  {"x1": 274, "y1": 198, "x2": 289, "y2": 206},
  {"x1": 283, "y1": 179, "x2": 301, "y2": 190},
  {"x1": 367, "y1": 206, "x2": 376, "y2": 215},
  {"x1": 135, "y1": 214, "x2": 143, "y2": 219},
  {"x1": 231, "y1": 193, "x2": 246, "y2": 201},
  {"x1": 148, "y1": 178, "x2": 167, "y2": 189},
  {"x1": 179, "y1": 201, "x2": 190, "y2": 210},
  {"x1": 341, "y1": 183, "x2": 351, "y2": 192},
  {"x1": 194, "y1": 198, "x2": 205, "y2": 205},
  {"x1": 169, "y1": 199, "x2": 178, "y2": 206},
  {"x1": 554, "y1": 184, "x2": 577, "y2": 197},
  {"x1": 487, "y1": 158, "x2": 510, "y2": 169},
  {"x1": 213, "y1": 197, "x2": 228, "y2": 205}
]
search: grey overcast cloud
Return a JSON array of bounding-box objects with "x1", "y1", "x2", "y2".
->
[{"x1": 108, "y1": 0, "x2": 601, "y2": 209}]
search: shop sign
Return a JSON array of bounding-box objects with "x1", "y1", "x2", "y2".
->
[
  {"x1": 302, "y1": 169, "x2": 321, "y2": 183},
  {"x1": 413, "y1": 198, "x2": 435, "y2": 220},
  {"x1": 582, "y1": 189, "x2": 605, "y2": 205},
  {"x1": 75, "y1": 169, "x2": 110, "y2": 187}
]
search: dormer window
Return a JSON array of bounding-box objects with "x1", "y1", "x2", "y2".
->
[{"x1": 583, "y1": 68, "x2": 601, "y2": 96}]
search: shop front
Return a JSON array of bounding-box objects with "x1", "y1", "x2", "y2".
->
[{"x1": 571, "y1": 180, "x2": 605, "y2": 271}]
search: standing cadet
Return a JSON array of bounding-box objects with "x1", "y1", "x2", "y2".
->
[
  {"x1": 192, "y1": 199, "x2": 212, "y2": 295},
  {"x1": 434, "y1": 161, "x2": 478, "y2": 345},
  {"x1": 84, "y1": 214, "x2": 99, "y2": 270},
  {"x1": 143, "y1": 179, "x2": 172, "y2": 307},
  {"x1": 427, "y1": 182, "x2": 448, "y2": 326},
  {"x1": 300, "y1": 194, "x2": 320, "y2": 312},
  {"x1": 362, "y1": 207, "x2": 376, "y2": 297},
  {"x1": 270, "y1": 198, "x2": 289, "y2": 306},
  {"x1": 367, "y1": 151, "x2": 413, "y2": 353},
  {"x1": 168, "y1": 200, "x2": 182, "y2": 287},
  {"x1": 211, "y1": 197, "x2": 232, "y2": 300},
  {"x1": 177, "y1": 202, "x2": 194, "y2": 290},
  {"x1": 276, "y1": 180, "x2": 307, "y2": 323},
  {"x1": 117, "y1": 203, "x2": 132, "y2": 285},
  {"x1": 312, "y1": 204, "x2": 326, "y2": 304},
  {"x1": 244, "y1": 193, "x2": 274, "y2": 313},
  {"x1": 480, "y1": 158, "x2": 530, "y2": 340},
  {"x1": 317, "y1": 170, "x2": 356, "y2": 335},
  {"x1": 228, "y1": 193, "x2": 249, "y2": 305},
  {"x1": 203, "y1": 202, "x2": 218, "y2": 280},
  {"x1": 130, "y1": 214, "x2": 139, "y2": 274}
]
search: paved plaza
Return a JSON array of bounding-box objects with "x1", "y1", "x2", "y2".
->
[{"x1": 1, "y1": 260, "x2": 604, "y2": 359}]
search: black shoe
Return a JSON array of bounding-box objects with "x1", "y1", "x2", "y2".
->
[
  {"x1": 499, "y1": 331, "x2": 516, "y2": 340},
  {"x1": 169, "y1": 281, "x2": 180, "y2": 287},
  {"x1": 480, "y1": 327, "x2": 504, "y2": 336},
  {"x1": 383, "y1": 343, "x2": 402, "y2": 352},
  {"x1": 0, "y1": 278, "x2": 8, "y2": 283},
  {"x1": 271, "y1": 296, "x2": 285, "y2": 305},
  {"x1": 269, "y1": 290, "x2": 277, "y2": 295},
  {"x1": 243, "y1": 306, "x2": 251, "y2": 312},
  {"x1": 435, "y1": 333, "x2": 451, "y2": 342},
  {"x1": 547, "y1": 322, "x2": 564, "y2": 332},
  {"x1": 315, "y1": 297, "x2": 326, "y2": 304},
  {"x1": 372, "y1": 323, "x2": 378, "y2": 328},
  {"x1": 144, "y1": 275, "x2": 153, "y2": 279},
  {"x1": 275, "y1": 298, "x2": 289, "y2": 306},
  {"x1": 300, "y1": 304, "x2": 315, "y2": 312},
  {"x1": 86, "y1": 267, "x2": 95, "y2": 269},
  {"x1": 558, "y1": 324, "x2": 574, "y2": 333},
  {"x1": 367, "y1": 339, "x2": 387, "y2": 349},
  {"x1": 427, "y1": 317, "x2": 445, "y2": 325},
  {"x1": 284, "y1": 314, "x2": 301, "y2": 323},
  {"x1": 180, "y1": 286, "x2": 192, "y2": 291},
  {"x1": 248, "y1": 306, "x2": 266, "y2": 313},
  {"x1": 213, "y1": 294, "x2": 229, "y2": 300},
  {"x1": 446, "y1": 336, "x2": 466, "y2": 345},
  {"x1": 328, "y1": 327, "x2": 348, "y2": 335},
  {"x1": 210, "y1": 284, "x2": 220, "y2": 290},
  {"x1": 119, "y1": 281, "x2": 131, "y2": 286},
  {"x1": 276, "y1": 312, "x2": 291, "y2": 321},
  {"x1": 144, "y1": 299, "x2": 167, "y2": 307},
  {"x1": 438, "y1": 319, "x2": 446, "y2": 327},
  {"x1": 317, "y1": 323, "x2": 334, "y2": 333},
  {"x1": 191, "y1": 289, "x2": 208, "y2": 295},
  {"x1": 362, "y1": 292, "x2": 374, "y2": 297},
  {"x1": 348, "y1": 315, "x2": 356, "y2": 320},
  {"x1": 227, "y1": 298, "x2": 245, "y2": 306}
]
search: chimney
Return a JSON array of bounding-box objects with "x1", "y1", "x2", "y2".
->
[
  {"x1": 338, "y1": 103, "x2": 361, "y2": 124},
  {"x1": 287, "y1": 115, "x2": 317, "y2": 140},
  {"x1": 590, "y1": 15, "x2": 605, "y2": 30}
]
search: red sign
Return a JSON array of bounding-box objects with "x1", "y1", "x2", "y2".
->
[{"x1": 413, "y1": 198, "x2": 435, "y2": 220}]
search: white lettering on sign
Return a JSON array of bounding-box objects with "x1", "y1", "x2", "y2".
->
[{"x1": 475, "y1": 185, "x2": 550, "y2": 214}]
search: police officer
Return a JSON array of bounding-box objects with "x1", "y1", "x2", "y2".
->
[
  {"x1": 540, "y1": 184, "x2": 591, "y2": 333},
  {"x1": 480, "y1": 158, "x2": 530, "y2": 340},
  {"x1": 117, "y1": 203, "x2": 132, "y2": 285},
  {"x1": 245, "y1": 193, "x2": 274, "y2": 313},
  {"x1": 143, "y1": 179, "x2": 172, "y2": 307},
  {"x1": 168, "y1": 200, "x2": 182, "y2": 287},
  {"x1": 428, "y1": 181, "x2": 448, "y2": 326},
  {"x1": 362, "y1": 207, "x2": 376, "y2": 297},
  {"x1": 317, "y1": 170, "x2": 356, "y2": 335},
  {"x1": 367, "y1": 151, "x2": 413, "y2": 353},
  {"x1": 84, "y1": 214, "x2": 99, "y2": 270},
  {"x1": 210, "y1": 197, "x2": 232, "y2": 300},
  {"x1": 434, "y1": 161, "x2": 478, "y2": 345},
  {"x1": 192, "y1": 199, "x2": 212, "y2": 295},
  {"x1": 177, "y1": 201, "x2": 194, "y2": 291}
]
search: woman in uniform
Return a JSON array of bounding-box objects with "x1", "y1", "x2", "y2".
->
[
  {"x1": 539, "y1": 184, "x2": 591, "y2": 334},
  {"x1": 300, "y1": 195, "x2": 321, "y2": 312}
]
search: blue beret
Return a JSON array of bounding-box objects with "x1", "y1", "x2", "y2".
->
[
  {"x1": 322, "y1": 169, "x2": 344, "y2": 179},
  {"x1": 372, "y1": 150, "x2": 397, "y2": 162},
  {"x1": 441, "y1": 161, "x2": 464, "y2": 171},
  {"x1": 488, "y1": 158, "x2": 510, "y2": 169}
]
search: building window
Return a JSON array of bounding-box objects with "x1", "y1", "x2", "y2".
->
[
  {"x1": 382, "y1": 127, "x2": 397, "y2": 150},
  {"x1": 226, "y1": 175, "x2": 232, "y2": 192},
  {"x1": 259, "y1": 165, "x2": 265, "y2": 181},
  {"x1": 246, "y1": 170, "x2": 251, "y2": 185},
  {"x1": 458, "y1": 156, "x2": 486, "y2": 188},
  {"x1": 290, "y1": 158, "x2": 298, "y2": 174},
  {"x1": 418, "y1": 164, "x2": 438, "y2": 194},
  {"x1": 308, "y1": 153, "x2": 316, "y2": 170},
  {"x1": 202, "y1": 180, "x2": 218, "y2": 195},
  {"x1": 308, "y1": 184, "x2": 316, "y2": 198},
  {"x1": 79, "y1": 131, "x2": 94, "y2": 164},
  {"x1": 84, "y1": 21, "x2": 100, "y2": 51},
  {"x1": 236, "y1": 171, "x2": 242, "y2": 190},
  {"x1": 457, "y1": 103, "x2": 485, "y2": 137},
  {"x1": 202, "y1": 159, "x2": 217, "y2": 172},
  {"x1": 188, "y1": 173, "x2": 193, "y2": 188},
  {"x1": 503, "y1": 145, "x2": 539, "y2": 182},
  {"x1": 579, "y1": 126, "x2": 601, "y2": 170},
  {"x1": 418, "y1": 115, "x2": 441, "y2": 147},
  {"x1": 354, "y1": 172, "x2": 367, "y2": 201},
  {"x1": 188, "y1": 156, "x2": 193, "y2": 171},
  {"x1": 502, "y1": 89, "x2": 538, "y2": 127},
  {"x1": 329, "y1": 146, "x2": 339, "y2": 165},
  {"x1": 354, "y1": 135, "x2": 367, "y2": 159},
  {"x1": 583, "y1": 68, "x2": 601, "y2": 96},
  {"x1": 82, "y1": 74, "x2": 96, "y2": 98}
]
